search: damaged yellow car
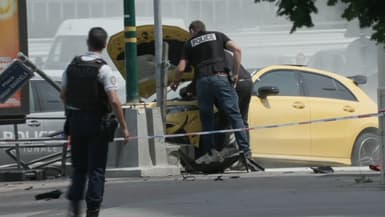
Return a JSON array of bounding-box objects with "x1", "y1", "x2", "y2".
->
[{"x1": 109, "y1": 25, "x2": 379, "y2": 167}]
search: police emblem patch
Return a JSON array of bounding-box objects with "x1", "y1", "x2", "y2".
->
[{"x1": 110, "y1": 76, "x2": 117, "y2": 85}]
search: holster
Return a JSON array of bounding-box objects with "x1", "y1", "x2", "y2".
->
[
  {"x1": 100, "y1": 113, "x2": 118, "y2": 142},
  {"x1": 63, "y1": 109, "x2": 71, "y2": 136},
  {"x1": 225, "y1": 67, "x2": 236, "y2": 87}
]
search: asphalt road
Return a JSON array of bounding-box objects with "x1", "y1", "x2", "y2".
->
[{"x1": 0, "y1": 171, "x2": 385, "y2": 217}]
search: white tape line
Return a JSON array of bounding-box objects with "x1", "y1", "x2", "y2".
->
[{"x1": 1, "y1": 109, "x2": 385, "y2": 145}]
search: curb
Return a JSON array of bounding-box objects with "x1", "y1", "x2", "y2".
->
[{"x1": 0, "y1": 166, "x2": 380, "y2": 192}]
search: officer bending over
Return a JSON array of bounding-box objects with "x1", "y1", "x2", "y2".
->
[
  {"x1": 60, "y1": 27, "x2": 130, "y2": 217},
  {"x1": 171, "y1": 20, "x2": 251, "y2": 159}
]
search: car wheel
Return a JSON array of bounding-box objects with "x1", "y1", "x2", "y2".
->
[{"x1": 352, "y1": 131, "x2": 380, "y2": 166}]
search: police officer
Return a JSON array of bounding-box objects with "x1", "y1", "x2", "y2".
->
[
  {"x1": 171, "y1": 20, "x2": 251, "y2": 159},
  {"x1": 60, "y1": 27, "x2": 130, "y2": 217},
  {"x1": 214, "y1": 50, "x2": 253, "y2": 151},
  {"x1": 179, "y1": 50, "x2": 252, "y2": 154},
  {"x1": 225, "y1": 50, "x2": 252, "y2": 141}
]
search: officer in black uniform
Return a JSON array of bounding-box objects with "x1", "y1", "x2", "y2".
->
[
  {"x1": 60, "y1": 27, "x2": 130, "y2": 217},
  {"x1": 225, "y1": 50, "x2": 253, "y2": 141},
  {"x1": 171, "y1": 20, "x2": 251, "y2": 159},
  {"x1": 213, "y1": 50, "x2": 253, "y2": 152}
]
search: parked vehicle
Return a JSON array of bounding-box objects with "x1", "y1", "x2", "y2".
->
[{"x1": 0, "y1": 77, "x2": 64, "y2": 166}]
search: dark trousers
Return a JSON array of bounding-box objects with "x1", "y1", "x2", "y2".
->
[
  {"x1": 214, "y1": 78, "x2": 253, "y2": 151},
  {"x1": 196, "y1": 75, "x2": 250, "y2": 156},
  {"x1": 236, "y1": 78, "x2": 253, "y2": 141},
  {"x1": 67, "y1": 110, "x2": 109, "y2": 210}
]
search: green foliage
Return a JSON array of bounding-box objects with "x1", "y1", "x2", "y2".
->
[{"x1": 254, "y1": 0, "x2": 385, "y2": 44}]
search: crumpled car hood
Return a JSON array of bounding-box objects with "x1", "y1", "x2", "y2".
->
[{"x1": 107, "y1": 24, "x2": 194, "y2": 98}]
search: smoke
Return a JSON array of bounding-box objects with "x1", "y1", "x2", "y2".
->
[{"x1": 26, "y1": 0, "x2": 378, "y2": 100}]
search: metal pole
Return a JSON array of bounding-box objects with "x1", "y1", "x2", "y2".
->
[
  {"x1": 13, "y1": 124, "x2": 21, "y2": 170},
  {"x1": 153, "y1": 0, "x2": 165, "y2": 122},
  {"x1": 18, "y1": 52, "x2": 61, "y2": 92},
  {"x1": 161, "y1": 42, "x2": 169, "y2": 123},
  {"x1": 124, "y1": 0, "x2": 139, "y2": 102},
  {"x1": 378, "y1": 45, "x2": 385, "y2": 184}
]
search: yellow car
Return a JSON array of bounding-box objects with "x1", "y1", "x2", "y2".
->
[
  {"x1": 165, "y1": 65, "x2": 379, "y2": 167},
  {"x1": 249, "y1": 65, "x2": 379, "y2": 166}
]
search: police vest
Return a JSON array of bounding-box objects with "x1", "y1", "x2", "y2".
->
[
  {"x1": 65, "y1": 57, "x2": 111, "y2": 114},
  {"x1": 188, "y1": 31, "x2": 228, "y2": 75}
]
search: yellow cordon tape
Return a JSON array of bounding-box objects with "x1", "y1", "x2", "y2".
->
[{"x1": 1, "y1": 109, "x2": 384, "y2": 145}]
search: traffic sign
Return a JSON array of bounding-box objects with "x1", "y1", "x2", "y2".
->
[{"x1": 0, "y1": 60, "x2": 33, "y2": 103}]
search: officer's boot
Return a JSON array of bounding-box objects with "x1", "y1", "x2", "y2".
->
[
  {"x1": 86, "y1": 208, "x2": 100, "y2": 217},
  {"x1": 67, "y1": 201, "x2": 81, "y2": 217}
]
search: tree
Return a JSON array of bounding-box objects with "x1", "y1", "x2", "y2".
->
[{"x1": 254, "y1": 0, "x2": 385, "y2": 44}]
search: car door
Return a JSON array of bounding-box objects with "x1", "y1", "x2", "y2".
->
[
  {"x1": 18, "y1": 79, "x2": 64, "y2": 163},
  {"x1": 249, "y1": 69, "x2": 311, "y2": 158},
  {"x1": 300, "y1": 71, "x2": 358, "y2": 159},
  {"x1": 0, "y1": 81, "x2": 46, "y2": 142},
  {"x1": 0, "y1": 80, "x2": 48, "y2": 165}
]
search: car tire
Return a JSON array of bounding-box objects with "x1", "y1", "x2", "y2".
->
[{"x1": 351, "y1": 131, "x2": 380, "y2": 166}]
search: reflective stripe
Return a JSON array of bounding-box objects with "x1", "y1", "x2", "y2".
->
[{"x1": 125, "y1": 38, "x2": 137, "y2": 43}]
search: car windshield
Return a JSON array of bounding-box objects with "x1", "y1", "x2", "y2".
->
[{"x1": 44, "y1": 36, "x2": 117, "y2": 70}]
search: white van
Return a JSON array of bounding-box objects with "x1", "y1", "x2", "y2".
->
[{"x1": 43, "y1": 17, "x2": 186, "y2": 101}]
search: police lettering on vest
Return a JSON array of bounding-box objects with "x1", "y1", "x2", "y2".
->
[
  {"x1": 183, "y1": 31, "x2": 230, "y2": 76},
  {"x1": 190, "y1": 33, "x2": 217, "y2": 47}
]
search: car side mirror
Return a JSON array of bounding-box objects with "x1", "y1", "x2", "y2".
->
[
  {"x1": 347, "y1": 75, "x2": 367, "y2": 85},
  {"x1": 257, "y1": 86, "x2": 280, "y2": 98}
]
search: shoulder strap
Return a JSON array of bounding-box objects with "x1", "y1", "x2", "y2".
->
[
  {"x1": 94, "y1": 58, "x2": 107, "y2": 65},
  {"x1": 70, "y1": 56, "x2": 82, "y2": 65},
  {"x1": 70, "y1": 56, "x2": 107, "y2": 69}
]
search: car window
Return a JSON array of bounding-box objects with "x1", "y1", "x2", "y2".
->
[
  {"x1": 44, "y1": 36, "x2": 86, "y2": 69},
  {"x1": 32, "y1": 80, "x2": 64, "y2": 112},
  {"x1": 29, "y1": 84, "x2": 36, "y2": 113},
  {"x1": 300, "y1": 71, "x2": 356, "y2": 101},
  {"x1": 254, "y1": 70, "x2": 300, "y2": 96}
]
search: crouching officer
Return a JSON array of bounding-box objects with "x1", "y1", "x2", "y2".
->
[{"x1": 60, "y1": 27, "x2": 130, "y2": 217}]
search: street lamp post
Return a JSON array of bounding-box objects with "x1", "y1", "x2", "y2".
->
[
  {"x1": 378, "y1": 45, "x2": 385, "y2": 184},
  {"x1": 153, "y1": 0, "x2": 167, "y2": 124}
]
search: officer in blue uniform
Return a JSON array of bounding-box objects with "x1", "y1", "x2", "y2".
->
[
  {"x1": 171, "y1": 20, "x2": 251, "y2": 159},
  {"x1": 60, "y1": 27, "x2": 130, "y2": 217}
]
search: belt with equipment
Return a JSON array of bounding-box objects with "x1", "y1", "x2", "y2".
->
[{"x1": 200, "y1": 71, "x2": 228, "y2": 77}]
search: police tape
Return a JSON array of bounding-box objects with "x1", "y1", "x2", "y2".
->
[
  {"x1": 116, "y1": 109, "x2": 385, "y2": 141},
  {"x1": 1, "y1": 109, "x2": 385, "y2": 145}
]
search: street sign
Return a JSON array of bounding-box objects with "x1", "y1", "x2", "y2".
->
[{"x1": 0, "y1": 60, "x2": 34, "y2": 103}]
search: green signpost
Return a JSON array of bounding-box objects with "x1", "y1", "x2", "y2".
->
[{"x1": 123, "y1": 0, "x2": 139, "y2": 103}]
